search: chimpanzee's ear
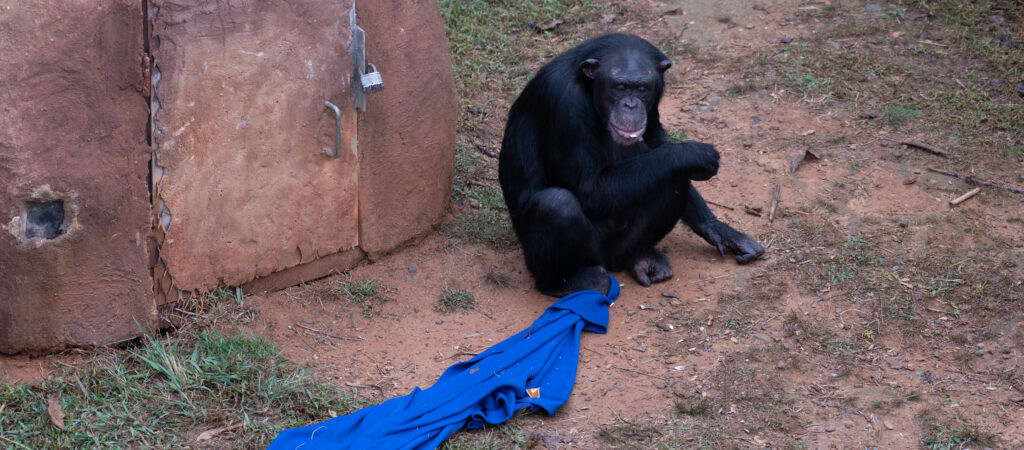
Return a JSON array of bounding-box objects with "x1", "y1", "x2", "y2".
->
[
  {"x1": 657, "y1": 59, "x2": 672, "y2": 73},
  {"x1": 580, "y1": 58, "x2": 599, "y2": 79}
]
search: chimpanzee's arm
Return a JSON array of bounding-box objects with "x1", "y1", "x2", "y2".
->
[
  {"x1": 681, "y1": 183, "x2": 764, "y2": 264},
  {"x1": 575, "y1": 142, "x2": 718, "y2": 217}
]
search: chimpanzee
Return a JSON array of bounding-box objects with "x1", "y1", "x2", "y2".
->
[{"x1": 498, "y1": 34, "x2": 764, "y2": 297}]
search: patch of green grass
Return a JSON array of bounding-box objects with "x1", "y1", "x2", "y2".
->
[
  {"x1": 785, "y1": 72, "x2": 833, "y2": 97},
  {"x1": 483, "y1": 267, "x2": 514, "y2": 288},
  {"x1": 0, "y1": 331, "x2": 361, "y2": 449},
  {"x1": 674, "y1": 396, "x2": 710, "y2": 416},
  {"x1": 726, "y1": 82, "x2": 759, "y2": 96},
  {"x1": 441, "y1": 424, "x2": 534, "y2": 450},
  {"x1": 883, "y1": 103, "x2": 922, "y2": 127},
  {"x1": 441, "y1": 0, "x2": 595, "y2": 94},
  {"x1": 668, "y1": 129, "x2": 693, "y2": 142},
  {"x1": 443, "y1": 209, "x2": 518, "y2": 249},
  {"x1": 921, "y1": 423, "x2": 993, "y2": 450},
  {"x1": 437, "y1": 286, "x2": 476, "y2": 313},
  {"x1": 338, "y1": 278, "x2": 392, "y2": 317}
]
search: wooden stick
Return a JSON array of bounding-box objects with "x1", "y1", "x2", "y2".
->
[
  {"x1": 927, "y1": 167, "x2": 1024, "y2": 194},
  {"x1": 767, "y1": 184, "x2": 781, "y2": 224},
  {"x1": 614, "y1": 366, "x2": 669, "y2": 381},
  {"x1": 295, "y1": 323, "x2": 362, "y2": 340},
  {"x1": 900, "y1": 140, "x2": 949, "y2": 158},
  {"x1": 950, "y1": 187, "x2": 981, "y2": 206},
  {"x1": 706, "y1": 200, "x2": 735, "y2": 211}
]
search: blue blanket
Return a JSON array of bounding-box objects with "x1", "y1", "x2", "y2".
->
[{"x1": 268, "y1": 276, "x2": 619, "y2": 449}]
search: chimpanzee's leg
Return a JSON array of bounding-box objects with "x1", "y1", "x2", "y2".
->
[
  {"x1": 513, "y1": 188, "x2": 610, "y2": 297},
  {"x1": 598, "y1": 181, "x2": 690, "y2": 286}
]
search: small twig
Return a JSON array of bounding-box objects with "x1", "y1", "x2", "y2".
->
[
  {"x1": 0, "y1": 435, "x2": 31, "y2": 450},
  {"x1": 437, "y1": 351, "x2": 480, "y2": 362},
  {"x1": 768, "y1": 184, "x2": 781, "y2": 224},
  {"x1": 295, "y1": 323, "x2": 362, "y2": 340},
  {"x1": 615, "y1": 366, "x2": 670, "y2": 381},
  {"x1": 900, "y1": 140, "x2": 949, "y2": 158},
  {"x1": 706, "y1": 200, "x2": 735, "y2": 211},
  {"x1": 950, "y1": 187, "x2": 982, "y2": 206},
  {"x1": 464, "y1": 326, "x2": 506, "y2": 338},
  {"x1": 927, "y1": 167, "x2": 1024, "y2": 195},
  {"x1": 173, "y1": 308, "x2": 200, "y2": 317}
]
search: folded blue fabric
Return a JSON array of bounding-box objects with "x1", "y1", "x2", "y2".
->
[{"x1": 268, "y1": 276, "x2": 620, "y2": 450}]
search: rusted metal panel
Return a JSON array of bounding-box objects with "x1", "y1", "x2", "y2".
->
[
  {"x1": 0, "y1": 0, "x2": 155, "y2": 354},
  {"x1": 151, "y1": 0, "x2": 359, "y2": 293}
]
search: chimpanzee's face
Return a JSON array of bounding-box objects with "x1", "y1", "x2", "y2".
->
[{"x1": 581, "y1": 51, "x2": 670, "y2": 146}]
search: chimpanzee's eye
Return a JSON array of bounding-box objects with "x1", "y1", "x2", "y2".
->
[
  {"x1": 637, "y1": 85, "x2": 648, "y2": 93},
  {"x1": 615, "y1": 84, "x2": 626, "y2": 91}
]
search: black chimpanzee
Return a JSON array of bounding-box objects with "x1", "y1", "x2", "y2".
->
[{"x1": 498, "y1": 34, "x2": 764, "y2": 297}]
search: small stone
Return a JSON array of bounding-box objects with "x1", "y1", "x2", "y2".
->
[
  {"x1": 975, "y1": 350, "x2": 985, "y2": 356},
  {"x1": 776, "y1": 361, "x2": 786, "y2": 369},
  {"x1": 933, "y1": 350, "x2": 941, "y2": 357},
  {"x1": 425, "y1": 328, "x2": 431, "y2": 333},
  {"x1": 657, "y1": 324, "x2": 673, "y2": 332},
  {"x1": 661, "y1": 291, "x2": 677, "y2": 298},
  {"x1": 730, "y1": 182, "x2": 738, "y2": 187},
  {"x1": 408, "y1": 264, "x2": 417, "y2": 272},
  {"x1": 753, "y1": 333, "x2": 772, "y2": 343},
  {"x1": 304, "y1": 318, "x2": 314, "y2": 324},
  {"x1": 824, "y1": 425, "x2": 836, "y2": 432},
  {"x1": 467, "y1": 198, "x2": 482, "y2": 209},
  {"x1": 1018, "y1": 81, "x2": 1024, "y2": 97},
  {"x1": 884, "y1": 420, "x2": 895, "y2": 430},
  {"x1": 899, "y1": 219, "x2": 909, "y2": 228},
  {"x1": 707, "y1": 96, "x2": 722, "y2": 106},
  {"x1": 632, "y1": 345, "x2": 647, "y2": 352},
  {"x1": 745, "y1": 24, "x2": 754, "y2": 29},
  {"x1": 659, "y1": 300, "x2": 667, "y2": 306},
  {"x1": 627, "y1": 310, "x2": 637, "y2": 317},
  {"x1": 673, "y1": 365, "x2": 686, "y2": 371},
  {"x1": 435, "y1": 319, "x2": 444, "y2": 325},
  {"x1": 967, "y1": 251, "x2": 978, "y2": 258},
  {"x1": 865, "y1": 4, "x2": 882, "y2": 13}
]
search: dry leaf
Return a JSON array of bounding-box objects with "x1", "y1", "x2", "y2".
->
[
  {"x1": 197, "y1": 423, "x2": 244, "y2": 442},
  {"x1": 47, "y1": 396, "x2": 65, "y2": 430}
]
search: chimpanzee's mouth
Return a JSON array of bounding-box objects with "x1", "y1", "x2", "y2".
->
[{"x1": 612, "y1": 124, "x2": 645, "y2": 140}]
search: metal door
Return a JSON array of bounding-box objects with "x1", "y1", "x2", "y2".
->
[{"x1": 150, "y1": 0, "x2": 359, "y2": 295}]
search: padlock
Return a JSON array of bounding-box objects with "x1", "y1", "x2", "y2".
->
[{"x1": 361, "y1": 63, "x2": 383, "y2": 94}]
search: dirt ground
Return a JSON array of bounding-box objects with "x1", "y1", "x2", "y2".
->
[
  {"x1": 3, "y1": 0, "x2": 1021, "y2": 448},
  {"x1": 237, "y1": 1, "x2": 1024, "y2": 448}
]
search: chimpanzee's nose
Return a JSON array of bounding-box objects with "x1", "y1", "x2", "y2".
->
[{"x1": 624, "y1": 98, "x2": 640, "y2": 110}]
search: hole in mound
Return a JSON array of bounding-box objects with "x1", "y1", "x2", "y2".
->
[{"x1": 24, "y1": 200, "x2": 68, "y2": 239}]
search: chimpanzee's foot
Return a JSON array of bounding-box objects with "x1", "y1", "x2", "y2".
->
[
  {"x1": 541, "y1": 265, "x2": 610, "y2": 298},
  {"x1": 630, "y1": 248, "x2": 673, "y2": 287}
]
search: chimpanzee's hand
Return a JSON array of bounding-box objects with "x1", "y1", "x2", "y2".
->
[
  {"x1": 682, "y1": 142, "x2": 720, "y2": 181},
  {"x1": 703, "y1": 222, "x2": 764, "y2": 264}
]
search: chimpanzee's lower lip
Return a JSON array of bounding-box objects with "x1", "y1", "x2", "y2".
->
[{"x1": 613, "y1": 126, "x2": 644, "y2": 138}]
